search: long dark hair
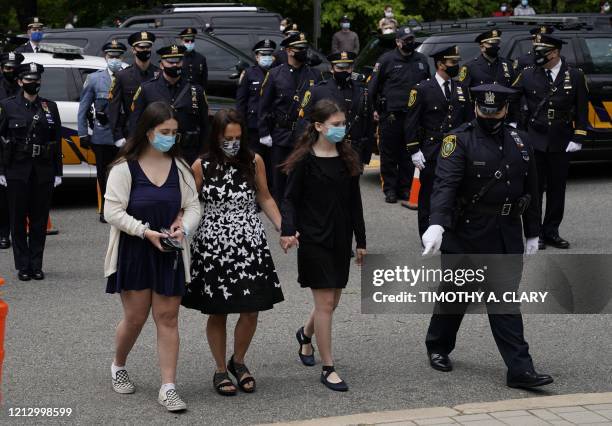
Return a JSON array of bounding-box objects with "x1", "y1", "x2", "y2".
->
[
  {"x1": 282, "y1": 99, "x2": 361, "y2": 176},
  {"x1": 201, "y1": 108, "x2": 256, "y2": 188}
]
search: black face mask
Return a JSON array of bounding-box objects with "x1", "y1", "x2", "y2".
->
[
  {"x1": 3, "y1": 70, "x2": 15, "y2": 82},
  {"x1": 22, "y1": 81, "x2": 41, "y2": 95},
  {"x1": 484, "y1": 45, "x2": 500, "y2": 58},
  {"x1": 477, "y1": 115, "x2": 505, "y2": 135},
  {"x1": 163, "y1": 66, "x2": 182, "y2": 78},
  {"x1": 333, "y1": 71, "x2": 351, "y2": 85},
  {"x1": 400, "y1": 41, "x2": 416, "y2": 54},
  {"x1": 534, "y1": 49, "x2": 552, "y2": 67},
  {"x1": 135, "y1": 50, "x2": 151, "y2": 62},
  {"x1": 293, "y1": 49, "x2": 308, "y2": 63},
  {"x1": 445, "y1": 64, "x2": 460, "y2": 78}
]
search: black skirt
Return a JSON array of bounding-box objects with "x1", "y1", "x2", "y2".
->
[{"x1": 297, "y1": 241, "x2": 351, "y2": 289}]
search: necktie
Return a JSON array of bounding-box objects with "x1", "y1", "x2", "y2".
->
[
  {"x1": 546, "y1": 69, "x2": 553, "y2": 84},
  {"x1": 443, "y1": 80, "x2": 451, "y2": 101}
]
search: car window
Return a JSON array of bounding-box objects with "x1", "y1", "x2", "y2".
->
[
  {"x1": 39, "y1": 67, "x2": 72, "y2": 101},
  {"x1": 199, "y1": 39, "x2": 240, "y2": 70},
  {"x1": 211, "y1": 16, "x2": 279, "y2": 29},
  {"x1": 583, "y1": 37, "x2": 612, "y2": 74},
  {"x1": 508, "y1": 38, "x2": 533, "y2": 59},
  {"x1": 124, "y1": 19, "x2": 156, "y2": 29},
  {"x1": 214, "y1": 34, "x2": 251, "y2": 55},
  {"x1": 163, "y1": 17, "x2": 198, "y2": 27}
]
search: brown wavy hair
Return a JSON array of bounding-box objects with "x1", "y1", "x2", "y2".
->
[{"x1": 281, "y1": 98, "x2": 361, "y2": 176}]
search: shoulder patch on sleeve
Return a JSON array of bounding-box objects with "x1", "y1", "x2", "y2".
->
[
  {"x1": 260, "y1": 72, "x2": 270, "y2": 96},
  {"x1": 441, "y1": 135, "x2": 457, "y2": 158},
  {"x1": 301, "y1": 90, "x2": 311, "y2": 109},
  {"x1": 458, "y1": 66, "x2": 468, "y2": 82},
  {"x1": 238, "y1": 70, "x2": 246, "y2": 85},
  {"x1": 408, "y1": 88, "x2": 417, "y2": 107}
]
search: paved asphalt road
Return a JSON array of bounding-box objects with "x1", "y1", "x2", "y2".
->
[{"x1": 1, "y1": 161, "x2": 611, "y2": 425}]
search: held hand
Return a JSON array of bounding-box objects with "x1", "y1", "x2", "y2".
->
[
  {"x1": 259, "y1": 135, "x2": 273, "y2": 147},
  {"x1": 565, "y1": 141, "x2": 582, "y2": 153},
  {"x1": 145, "y1": 229, "x2": 169, "y2": 252},
  {"x1": 170, "y1": 215, "x2": 183, "y2": 233},
  {"x1": 411, "y1": 150, "x2": 426, "y2": 170},
  {"x1": 0, "y1": 175, "x2": 6, "y2": 187},
  {"x1": 280, "y1": 236, "x2": 296, "y2": 253},
  {"x1": 169, "y1": 229, "x2": 185, "y2": 244},
  {"x1": 525, "y1": 237, "x2": 539, "y2": 255},
  {"x1": 373, "y1": 111, "x2": 380, "y2": 122},
  {"x1": 422, "y1": 225, "x2": 444, "y2": 256},
  {"x1": 355, "y1": 248, "x2": 367, "y2": 266},
  {"x1": 54, "y1": 177, "x2": 62, "y2": 188}
]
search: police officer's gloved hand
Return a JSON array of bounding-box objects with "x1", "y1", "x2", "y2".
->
[
  {"x1": 411, "y1": 150, "x2": 426, "y2": 170},
  {"x1": 54, "y1": 177, "x2": 62, "y2": 188},
  {"x1": 565, "y1": 141, "x2": 582, "y2": 153},
  {"x1": 80, "y1": 135, "x2": 92, "y2": 150},
  {"x1": 525, "y1": 237, "x2": 539, "y2": 255},
  {"x1": 0, "y1": 175, "x2": 6, "y2": 187},
  {"x1": 422, "y1": 225, "x2": 444, "y2": 256},
  {"x1": 259, "y1": 135, "x2": 273, "y2": 147}
]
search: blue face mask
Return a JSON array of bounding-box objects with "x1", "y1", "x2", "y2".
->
[
  {"x1": 107, "y1": 58, "x2": 122, "y2": 73},
  {"x1": 324, "y1": 125, "x2": 346, "y2": 144},
  {"x1": 184, "y1": 42, "x2": 195, "y2": 52},
  {"x1": 222, "y1": 139, "x2": 240, "y2": 157},
  {"x1": 31, "y1": 31, "x2": 44, "y2": 42},
  {"x1": 151, "y1": 132, "x2": 176, "y2": 152},
  {"x1": 258, "y1": 55, "x2": 274, "y2": 68}
]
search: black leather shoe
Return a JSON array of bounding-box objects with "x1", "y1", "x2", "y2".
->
[
  {"x1": 0, "y1": 236, "x2": 10, "y2": 249},
  {"x1": 18, "y1": 270, "x2": 31, "y2": 281},
  {"x1": 296, "y1": 327, "x2": 316, "y2": 366},
  {"x1": 385, "y1": 192, "x2": 398, "y2": 204},
  {"x1": 543, "y1": 235, "x2": 570, "y2": 249},
  {"x1": 320, "y1": 366, "x2": 348, "y2": 392},
  {"x1": 429, "y1": 352, "x2": 452, "y2": 372},
  {"x1": 99, "y1": 214, "x2": 107, "y2": 224},
  {"x1": 32, "y1": 270, "x2": 45, "y2": 280},
  {"x1": 538, "y1": 237, "x2": 546, "y2": 250},
  {"x1": 507, "y1": 371, "x2": 554, "y2": 389}
]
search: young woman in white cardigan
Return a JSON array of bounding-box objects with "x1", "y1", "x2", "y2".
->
[{"x1": 103, "y1": 101, "x2": 200, "y2": 412}]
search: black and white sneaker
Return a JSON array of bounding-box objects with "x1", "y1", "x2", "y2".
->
[
  {"x1": 158, "y1": 388, "x2": 187, "y2": 412},
  {"x1": 112, "y1": 369, "x2": 135, "y2": 394}
]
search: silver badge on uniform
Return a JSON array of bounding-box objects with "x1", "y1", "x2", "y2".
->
[{"x1": 418, "y1": 63, "x2": 424, "y2": 70}]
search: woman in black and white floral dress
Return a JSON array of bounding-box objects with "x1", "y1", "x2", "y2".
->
[{"x1": 182, "y1": 109, "x2": 283, "y2": 395}]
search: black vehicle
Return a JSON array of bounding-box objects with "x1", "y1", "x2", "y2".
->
[
  {"x1": 30, "y1": 28, "x2": 254, "y2": 98},
  {"x1": 356, "y1": 15, "x2": 612, "y2": 160}
]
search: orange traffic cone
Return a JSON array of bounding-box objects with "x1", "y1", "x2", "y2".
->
[
  {"x1": 401, "y1": 168, "x2": 420, "y2": 210},
  {"x1": 0, "y1": 277, "x2": 7, "y2": 402},
  {"x1": 46, "y1": 215, "x2": 58, "y2": 235}
]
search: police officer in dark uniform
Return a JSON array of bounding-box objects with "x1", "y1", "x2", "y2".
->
[
  {"x1": 15, "y1": 18, "x2": 44, "y2": 53},
  {"x1": 421, "y1": 84, "x2": 553, "y2": 389},
  {"x1": 0, "y1": 63, "x2": 62, "y2": 281},
  {"x1": 272, "y1": 24, "x2": 301, "y2": 66},
  {"x1": 179, "y1": 27, "x2": 208, "y2": 90},
  {"x1": 298, "y1": 51, "x2": 374, "y2": 166},
  {"x1": 458, "y1": 30, "x2": 516, "y2": 89},
  {"x1": 0, "y1": 52, "x2": 25, "y2": 249},
  {"x1": 514, "y1": 26, "x2": 555, "y2": 72},
  {"x1": 512, "y1": 33, "x2": 588, "y2": 249},
  {"x1": 258, "y1": 32, "x2": 322, "y2": 202},
  {"x1": 403, "y1": 45, "x2": 474, "y2": 236},
  {"x1": 108, "y1": 31, "x2": 159, "y2": 149},
  {"x1": 130, "y1": 44, "x2": 209, "y2": 166},
  {"x1": 236, "y1": 39, "x2": 277, "y2": 186},
  {"x1": 368, "y1": 26, "x2": 430, "y2": 203}
]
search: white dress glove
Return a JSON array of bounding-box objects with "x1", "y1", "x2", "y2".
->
[
  {"x1": 114, "y1": 138, "x2": 127, "y2": 148},
  {"x1": 0, "y1": 175, "x2": 6, "y2": 187},
  {"x1": 259, "y1": 135, "x2": 273, "y2": 147},
  {"x1": 411, "y1": 150, "x2": 426, "y2": 170},
  {"x1": 422, "y1": 225, "x2": 444, "y2": 256},
  {"x1": 565, "y1": 141, "x2": 582, "y2": 153},
  {"x1": 54, "y1": 176, "x2": 62, "y2": 188},
  {"x1": 508, "y1": 122, "x2": 518, "y2": 129},
  {"x1": 525, "y1": 237, "x2": 539, "y2": 255}
]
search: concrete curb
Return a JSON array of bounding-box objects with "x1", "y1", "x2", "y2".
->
[{"x1": 263, "y1": 392, "x2": 612, "y2": 425}]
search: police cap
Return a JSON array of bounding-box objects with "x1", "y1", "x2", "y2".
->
[
  {"x1": 128, "y1": 31, "x2": 156, "y2": 48},
  {"x1": 157, "y1": 44, "x2": 186, "y2": 63},
  {"x1": 102, "y1": 40, "x2": 127, "y2": 56},
  {"x1": 396, "y1": 26, "x2": 414, "y2": 41},
  {"x1": 253, "y1": 39, "x2": 277, "y2": 54},
  {"x1": 327, "y1": 51, "x2": 356, "y2": 69},
  {"x1": 0, "y1": 52, "x2": 25, "y2": 67},
  {"x1": 179, "y1": 27, "x2": 198, "y2": 40},
  {"x1": 27, "y1": 17, "x2": 43, "y2": 30},
  {"x1": 471, "y1": 84, "x2": 516, "y2": 114},
  {"x1": 280, "y1": 32, "x2": 308, "y2": 48},
  {"x1": 283, "y1": 23, "x2": 300, "y2": 36},
  {"x1": 533, "y1": 33, "x2": 565, "y2": 50},
  {"x1": 17, "y1": 62, "x2": 44, "y2": 80},
  {"x1": 430, "y1": 45, "x2": 460, "y2": 62},
  {"x1": 529, "y1": 25, "x2": 555, "y2": 36},
  {"x1": 475, "y1": 29, "x2": 502, "y2": 44},
  {"x1": 340, "y1": 15, "x2": 350, "y2": 23}
]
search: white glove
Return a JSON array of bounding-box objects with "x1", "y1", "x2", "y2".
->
[
  {"x1": 565, "y1": 141, "x2": 582, "y2": 153},
  {"x1": 0, "y1": 175, "x2": 6, "y2": 187},
  {"x1": 422, "y1": 225, "x2": 444, "y2": 256},
  {"x1": 114, "y1": 138, "x2": 127, "y2": 148},
  {"x1": 525, "y1": 237, "x2": 539, "y2": 255},
  {"x1": 259, "y1": 135, "x2": 273, "y2": 147},
  {"x1": 508, "y1": 122, "x2": 518, "y2": 129},
  {"x1": 411, "y1": 150, "x2": 426, "y2": 170},
  {"x1": 54, "y1": 176, "x2": 62, "y2": 188}
]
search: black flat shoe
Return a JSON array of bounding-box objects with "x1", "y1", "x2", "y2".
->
[
  {"x1": 0, "y1": 236, "x2": 10, "y2": 249},
  {"x1": 32, "y1": 270, "x2": 45, "y2": 280},
  {"x1": 429, "y1": 352, "x2": 453, "y2": 372},
  {"x1": 18, "y1": 270, "x2": 31, "y2": 281},
  {"x1": 543, "y1": 235, "x2": 569, "y2": 249},
  {"x1": 227, "y1": 355, "x2": 256, "y2": 393},
  {"x1": 296, "y1": 326, "x2": 315, "y2": 366},
  {"x1": 384, "y1": 192, "x2": 398, "y2": 204},
  {"x1": 320, "y1": 365, "x2": 348, "y2": 392},
  {"x1": 213, "y1": 371, "x2": 237, "y2": 396},
  {"x1": 99, "y1": 214, "x2": 107, "y2": 224},
  {"x1": 507, "y1": 371, "x2": 554, "y2": 389}
]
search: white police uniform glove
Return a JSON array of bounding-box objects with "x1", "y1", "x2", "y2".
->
[
  {"x1": 114, "y1": 138, "x2": 127, "y2": 148},
  {"x1": 525, "y1": 237, "x2": 539, "y2": 255},
  {"x1": 54, "y1": 176, "x2": 62, "y2": 188},
  {"x1": 0, "y1": 175, "x2": 6, "y2": 187},
  {"x1": 259, "y1": 135, "x2": 273, "y2": 147},
  {"x1": 422, "y1": 225, "x2": 444, "y2": 256},
  {"x1": 565, "y1": 141, "x2": 582, "y2": 153},
  {"x1": 411, "y1": 150, "x2": 426, "y2": 170}
]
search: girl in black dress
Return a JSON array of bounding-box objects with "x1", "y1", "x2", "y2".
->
[{"x1": 280, "y1": 99, "x2": 366, "y2": 392}]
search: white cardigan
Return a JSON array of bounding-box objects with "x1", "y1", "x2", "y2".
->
[{"x1": 103, "y1": 159, "x2": 201, "y2": 282}]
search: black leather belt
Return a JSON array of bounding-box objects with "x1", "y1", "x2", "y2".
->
[
  {"x1": 546, "y1": 109, "x2": 572, "y2": 121},
  {"x1": 15, "y1": 141, "x2": 56, "y2": 158},
  {"x1": 469, "y1": 202, "x2": 520, "y2": 217}
]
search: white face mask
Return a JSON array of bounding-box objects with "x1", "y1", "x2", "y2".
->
[
  {"x1": 385, "y1": 10, "x2": 393, "y2": 18},
  {"x1": 280, "y1": 25, "x2": 286, "y2": 32},
  {"x1": 382, "y1": 28, "x2": 395, "y2": 35}
]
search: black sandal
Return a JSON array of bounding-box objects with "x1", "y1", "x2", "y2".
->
[
  {"x1": 320, "y1": 365, "x2": 348, "y2": 392},
  {"x1": 227, "y1": 355, "x2": 256, "y2": 393},
  {"x1": 213, "y1": 371, "x2": 237, "y2": 396},
  {"x1": 296, "y1": 326, "x2": 315, "y2": 366}
]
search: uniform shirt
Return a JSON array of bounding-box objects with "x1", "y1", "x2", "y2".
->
[
  {"x1": 15, "y1": 42, "x2": 38, "y2": 53},
  {"x1": 511, "y1": 59, "x2": 588, "y2": 152},
  {"x1": 258, "y1": 63, "x2": 322, "y2": 147},
  {"x1": 77, "y1": 68, "x2": 115, "y2": 145},
  {"x1": 368, "y1": 48, "x2": 431, "y2": 113},
  {"x1": 0, "y1": 78, "x2": 19, "y2": 100},
  {"x1": 0, "y1": 93, "x2": 62, "y2": 181},
  {"x1": 514, "y1": 51, "x2": 534, "y2": 72},
  {"x1": 108, "y1": 63, "x2": 159, "y2": 142},
  {"x1": 404, "y1": 76, "x2": 474, "y2": 160},
  {"x1": 429, "y1": 121, "x2": 539, "y2": 254},
  {"x1": 458, "y1": 54, "x2": 517, "y2": 88},
  {"x1": 182, "y1": 50, "x2": 208, "y2": 90},
  {"x1": 236, "y1": 65, "x2": 267, "y2": 130}
]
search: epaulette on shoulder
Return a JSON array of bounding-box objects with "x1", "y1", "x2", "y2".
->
[{"x1": 456, "y1": 121, "x2": 474, "y2": 132}]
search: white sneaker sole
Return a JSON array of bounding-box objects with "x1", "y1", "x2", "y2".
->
[
  {"x1": 158, "y1": 398, "x2": 187, "y2": 412},
  {"x1": 112, "y1": 384, "x2": 135, "y2": 394}
]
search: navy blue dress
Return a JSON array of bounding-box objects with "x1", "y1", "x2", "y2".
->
[{"x1": 106, "y1": 160, "x2": 185, "y2": 297}]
